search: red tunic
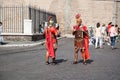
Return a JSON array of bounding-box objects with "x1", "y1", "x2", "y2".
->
[{"x1": 44, "y1": 26, "x2": 57, "y2": 58}]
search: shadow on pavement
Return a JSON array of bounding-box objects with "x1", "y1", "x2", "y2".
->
[
  {"x1": 79, "y1": 59, "x2": 94, "y2": 64},
  {"x1": 112, "y1": 47, "x2": 119, "y2": 50},
  {"x1": 56, "y1": 59, "x2": 67, "y2": 64}
]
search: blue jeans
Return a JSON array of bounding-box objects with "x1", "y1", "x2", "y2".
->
[{"x1": 110, "y1": 36, "x2": 115, "y2": 46}]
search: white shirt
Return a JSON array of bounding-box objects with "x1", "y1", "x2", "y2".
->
[
  {"x1": 101, "y1": 26, "x2": 106, "y2": 34},
  {"x1": 110, "y1": 27, "x2": 115, "y2": 37},
  {"x1": 95, "y1": 27, "x2": 102, "y2": 37}
]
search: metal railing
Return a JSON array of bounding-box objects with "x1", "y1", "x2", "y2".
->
[
  {"x1": 0, "y1": 5, "x2": 24, "y2": 33},
  {"x1": 0, "y1": 5, "x2": 57, "y2": 34}
]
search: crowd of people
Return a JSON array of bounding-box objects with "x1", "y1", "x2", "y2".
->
[{"x1": 93, "y1": 22, "x2": 120, "y2": 49}]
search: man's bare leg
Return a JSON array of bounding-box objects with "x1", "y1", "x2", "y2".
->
[
  {"x1": 81, "y1": 49, "x2": 86, "y2": 65},
  {"x1": 73, "y1": 48, "x2": 79, "y2": 64},
  {"x1": 46, "y1": 51, "x2": 50, "y2": 64}
]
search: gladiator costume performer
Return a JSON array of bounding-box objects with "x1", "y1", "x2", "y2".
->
[
  {"x1": 44, "y1": 16, "x2": 58, "y2": 65},
  {"x1": 72, "y1": 14, "x2": 90, "y2": 64}
]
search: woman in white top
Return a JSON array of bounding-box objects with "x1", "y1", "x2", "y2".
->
[{"x1": 94, "y1": 22, "x2": 103, "y2": 48}]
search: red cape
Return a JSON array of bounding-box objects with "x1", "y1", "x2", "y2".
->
[
  {"x1": 44, "y1": 27, "x2": 57, "y2": 58},
  {"x1": 82, "y1": 26, "x2": 90, "y2": 60}
]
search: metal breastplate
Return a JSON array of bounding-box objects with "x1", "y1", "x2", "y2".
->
[{"x1": 74, "y1": 30, "x2": 84, "y2": 39}]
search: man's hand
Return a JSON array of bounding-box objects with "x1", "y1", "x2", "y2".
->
[{"x1": 72, "y1": 29, "x2": 76, "y2": 35}]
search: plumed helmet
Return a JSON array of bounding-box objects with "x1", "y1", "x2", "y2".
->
[
  {"x1": 48, "y1": 16, "x2": 53, "y2": 22},
  {"x1": 48, "y1": 16, "x2": 54, "y2": 26},
  {"x1": 75, "y1": 13, "x2": 81, "y2": 19},
  {"x1": 75, "y1": 14, "x2": 82, "y2": 25}
]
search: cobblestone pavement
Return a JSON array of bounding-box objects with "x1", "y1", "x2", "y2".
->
[{"x1": 0, "y1": 38, "x2": 120, "y2": 80}]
